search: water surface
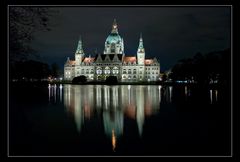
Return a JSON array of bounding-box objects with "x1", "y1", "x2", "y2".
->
[{"x1": 10, "y1": 84, "x2": 231, "y2": 156}]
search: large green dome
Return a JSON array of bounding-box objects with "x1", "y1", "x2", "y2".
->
[
  {"x1": 106, "y1": 33, "x2": 122, "y2": 44},
  {"x1": 104, "y1": 19, "x2": 124, "y2": 54}
]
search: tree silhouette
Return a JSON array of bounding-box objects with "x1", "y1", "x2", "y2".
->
[
  {"x1": 171, "y1": 48, "x2": 230, "y2": 85},
  {"x1": 105, "y1": 76, "x2": 118, "y2": 85},
  {"x1": 72, "y1": 76, "x2": 87, "y2": 84},
  {"x1": 9, "y1": 7, "x2": 55, "y2": 63},
  {"x1": 51, "y1": 63, "x2": 61, "y2": 78}
]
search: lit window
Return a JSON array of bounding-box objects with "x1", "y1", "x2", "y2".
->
[
  {"x1": 113, "y1": 67, "x2": 119, "y2": 74},
  {"x1": 96, "y1": 68, "x2": 102, "y2": 74},
  {"x1": 105, "y1": 67, "x2": 110, "y2": 74}
]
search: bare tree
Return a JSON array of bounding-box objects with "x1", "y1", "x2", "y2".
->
[{"x1": 9, "y1": 7, "x2": 55, "y2": 63}]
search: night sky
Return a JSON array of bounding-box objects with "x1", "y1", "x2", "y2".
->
[{"x1": 31, "y1": 6, "x2": 231, "y2": 71}]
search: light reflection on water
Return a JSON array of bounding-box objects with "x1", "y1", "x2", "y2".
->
[
  {"x1": 62, "y1": 85, "x2": 161, "y2": 151},
  {"x1": 47, "y1": 84, "x2": 219, "y2": 151},
  {"x1": 210, "y1": 89, "x2": 218, "y2": 104}
]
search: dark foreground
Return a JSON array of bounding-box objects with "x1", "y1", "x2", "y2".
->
[{"x1": 9, "y1": 82, "x2": 231, "y2": 156}]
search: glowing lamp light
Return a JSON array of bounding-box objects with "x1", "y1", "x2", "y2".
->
[{"x1": 112, "y1": 129, "x2": 116, "y2": 152}]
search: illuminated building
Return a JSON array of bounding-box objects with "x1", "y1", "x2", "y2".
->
[{"x1": 64, "y1": 19, "x2": 160, "y2": 82}]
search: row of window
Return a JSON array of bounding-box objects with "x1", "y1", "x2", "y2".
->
[
  {"x1": 122, "y1": 75, "x2": 137, "y2": 79},
  {"x1": 67, "y1": 68, "x2": 158, "y2": 72},
  {"x1": 122, "y1": 76, "x2": 158, "y2": 79},
  {"x1": 146, "y1": 67, "x2": 159, "y2": 70},
  {"x1": 96, "y1": 69, "x2": 119, "y2": 75},
  {"x1": 67, "y1": 70, "x2": 158, "y2": 75},
  {"x1": 77, "y1": 71, "x2": 94, "y2": 74},
  {"x1": 146, "y1": 72, "x2": 159, "y2": 74}
]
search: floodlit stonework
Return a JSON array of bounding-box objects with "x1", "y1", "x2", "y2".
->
[{"x1": 64, "y1": 19, "x2": 160, "y2": 82}]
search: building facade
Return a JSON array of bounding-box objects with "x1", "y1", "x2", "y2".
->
[{"x1": 64, "y1": 19, "x2": 160, "y2": 82}]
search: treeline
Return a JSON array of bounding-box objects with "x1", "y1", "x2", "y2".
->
[
  {"x1": 169, "y1": 48, "x2": 231, "y2": 85},
  {"x1": 10, "y1": 60, "x2": 61, "y2": 81}
]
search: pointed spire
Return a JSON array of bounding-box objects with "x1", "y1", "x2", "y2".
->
[
  {"x1": 76, "y1": 36, "x2": 84, "y2": 54},
  {"x1": 140, "y1": 33, "x2": 143, "y2": 40},
  {"x1": 111, "y1": 18, "x2": 118, "y2": 34},
  {"x1": 138, "y1": 33, "x2": 144, "y2": 51}
]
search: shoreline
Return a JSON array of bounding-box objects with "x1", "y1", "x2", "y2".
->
[{"x1": 9, "y1": 80, "x2": 225, "y2": 89}]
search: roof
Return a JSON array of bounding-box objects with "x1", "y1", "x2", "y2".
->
[
  {"x1": 145, "y1": 59, "x2": 153, "y2": 65},
  {"x1": 123, "y1": 56, "x2": 136, "y2": 63},
  {"x1": 65, "y1": 60, "x2": 76, "y2": 66},
  {"x1": 83, "y1": 57, "x2": 95, "y2": 63},
  {"x1": 65, "y1": 54, "x2": 159, "y2": 65},
  {"x1": 95, "y1": 54, "x2": 123, "y2": 62},
  {"x1": 106, "y1": 33, "x2": 122, "y2": 44}
]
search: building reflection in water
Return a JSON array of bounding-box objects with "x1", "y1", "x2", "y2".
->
[
  {"x1": 61, "y1": 85, "x2": 162, "y2": 151},
  {"x1": 49, "y1": 84, "x2": 220, "y2": 150}
]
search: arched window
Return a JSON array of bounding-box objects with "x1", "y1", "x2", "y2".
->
[
  {"x1": 96, "y1": 67, "x2": 102, "y2": 75},
  {"x1": 105, "y1": 67, "x2": 111, "y2": 74},
  {"x1": 112, "y1": 67, "x2": 119, "y2": 74},
  {"x1": 133, "y1": 69, "x2": 137, "y2": 74},
  {"x1": 111, "y1": 43, "x2": 115, "y2": 53}
]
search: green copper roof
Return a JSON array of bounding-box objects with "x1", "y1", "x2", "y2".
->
[
  {"x1": 106, "y1": 33, "x2": 122, "y2": 44},
  {"x1": 76, "y1": 37, "x2": 84, "y2": 54}
]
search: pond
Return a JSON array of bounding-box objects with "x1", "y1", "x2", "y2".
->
[{"x1": 9, "y1": 84, "x2": 231, "y2": 156}]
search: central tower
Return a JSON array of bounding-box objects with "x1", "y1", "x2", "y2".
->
[{"x1": 104, "y1": 19, "x2": 124, "y2": 54}]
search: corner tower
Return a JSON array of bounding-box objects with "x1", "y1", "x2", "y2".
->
[
  {"x1": 137, "y1": 33, "x2": 145, "y2": 65},
  {"x1": 75, "y1": 36, "x2": 84, "y2": 65}
]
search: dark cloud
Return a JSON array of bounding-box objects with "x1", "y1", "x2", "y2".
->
[{"x1": 31, "y1": 7, "x2": 230, "y2": 71}]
